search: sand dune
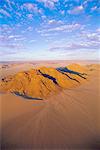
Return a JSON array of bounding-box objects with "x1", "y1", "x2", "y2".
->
[
  {"x1": 0, "y1": 63, "x2": 35, "y2": 79},
  {"x1": 67, "y1": 64, "x2": 88, "y2": 73},
  {"x1": 0, "y1": 63, "x2": 100, "y2": 149},
  {"x1": 0, "y1": 60, "x2": 99, "y2": 79},
  {"x1": 0, "y1": 64, "x2": 88, "y2": 99}
]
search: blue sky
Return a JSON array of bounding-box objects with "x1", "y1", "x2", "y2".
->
[{"x1": 0, "y1": 0, "x2": 100, "y2": 61}]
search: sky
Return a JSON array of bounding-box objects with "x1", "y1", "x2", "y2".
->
[{"x1": 0, "y1": 0, "x2": 100, "y2": 61}]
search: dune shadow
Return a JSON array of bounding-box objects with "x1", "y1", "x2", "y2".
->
[
  {"x1": 38, "y1": 70, "x2": 59, "y2": 85},
  {"x1": 56, "y1": 67, "x2": 87, "y2": 80},
  {"x1": 57, "y1": 70, "x2": 80, "y2": 83},
  {"x1": 13, "y1": 92, "x2": 43, "y2": 100}
]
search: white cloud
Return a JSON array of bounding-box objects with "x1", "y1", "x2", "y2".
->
[
  {"x1": 27, "y1": 26, "x2": 33, "y2": 31},
  {"x1": 81, "y1": 30, "x2": 100, "y2": 43},
  {"x1": 27, "y1": 14, "x2": 33, "y2": 19},
  {"x1": 37, "y1": 0, "x2": 58, "y2": 9},
  {"x1": 0, "y1": 43, "x2": 24, "y2": 50},
  {"x1": 97, "y1": 28, "x2": 100, "y2": 32},
  {"x1": 48, "y1": 41, "x2": 100, "y2": 52},
  {"x1": 68, "y1": 5, "x2": 84, "y2": 14},
  {"x1": 38, "y1": 23, "x2": 81, "y2": 34},
  {"x1": 23, "y1": 3, "x2": 35, "y2": 11},
  {"x1": 91, "y1": 6, "x2": 97, "y2": 11},
  {"x1": 91, "y1": 6, "x2": 100, "y2": 12},
  {"x1": 29, "y1": 39, "x2": 36, "y2": 43},
  {"x1": 47, "y1": 27, "x2": 100, "y2": 54},
  {"x1": 48, "y1": 19, "x2": 57, "y2": 24},
  {"x1": 60, "y1": 10, "x2": 65, "y2": 15},
  {"x1": 0, "y1": 9, "x2": 11, "y2": 17},
  {"x1": 48, "y1": 19, "x2": 63, "y2": 25},
  {"x1": 22, "y1": 3, "x2": 43, "y2": 14}
]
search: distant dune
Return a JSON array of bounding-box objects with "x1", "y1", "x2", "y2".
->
[
  {"x1": 0, "y1": 60, "x2": 99, "y2": 79},
  {"x1": 0, "y1": 63, "x2": 100, "y2": 149}
]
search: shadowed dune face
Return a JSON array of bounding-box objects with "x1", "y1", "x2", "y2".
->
[
  {"x1": 56, "y1": 67, "x2": 87, "y2": 80},
  {"x1": 14, "y1": 92, "x2": 43, "y2": 100},
  {"x1": 0, "y1": 64, "x2": 88, "y2": 99},
  {"x1": 38, "y1": 70, "x2": 59, "y2": 85}
]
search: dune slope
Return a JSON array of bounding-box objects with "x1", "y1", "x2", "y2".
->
[{"x1": 0, "y1": 64, "x2": 88, "y2": 99}]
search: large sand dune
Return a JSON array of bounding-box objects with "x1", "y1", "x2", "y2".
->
[
  {"x1": 0, "y1": 63, "x2": 100, "y2": 149},
  {"x1": 0, "y1": 64, "x2": 88, "y2": 99}
]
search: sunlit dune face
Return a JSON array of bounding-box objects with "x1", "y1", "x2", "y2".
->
[{"x1": 0, "y1": 64, "x2": 90, "y2": 99}]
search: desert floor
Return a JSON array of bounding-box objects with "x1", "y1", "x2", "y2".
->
[{"x1": 0, "y1": 63, "x2": 100, "y2": 150}]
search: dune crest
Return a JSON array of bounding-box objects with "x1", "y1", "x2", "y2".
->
[
  {"x1": 0, "y1": 64, "x2": 88, "y2": 99},
  {"x1": 67, "y1": 63, "x2": 87, "y2": 73}
]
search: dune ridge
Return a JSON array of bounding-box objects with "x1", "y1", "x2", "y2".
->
[{"x1": 0, "y1": 64, "x2": 88, "y2": 99}]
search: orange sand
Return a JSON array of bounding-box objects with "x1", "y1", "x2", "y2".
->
[{"x1": 0, "y1": 63, "x2": 100, "y2": 149}]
